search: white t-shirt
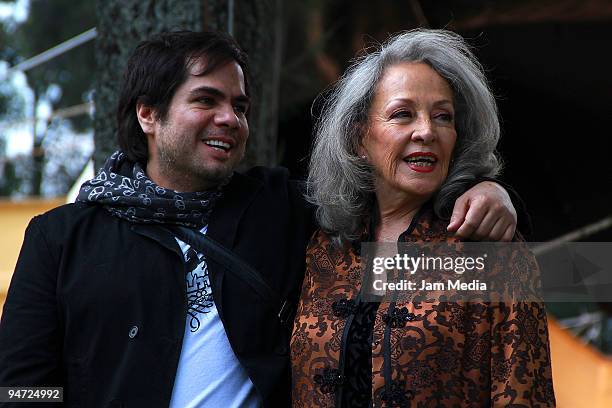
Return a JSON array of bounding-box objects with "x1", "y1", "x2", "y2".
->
[{"x1": 169, "y1": 226, "x2": 259, "y2": 408}]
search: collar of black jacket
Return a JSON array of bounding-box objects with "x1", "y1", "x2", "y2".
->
[{"x1": 207, "y1": 171, "x2": 263, "y2": 249}]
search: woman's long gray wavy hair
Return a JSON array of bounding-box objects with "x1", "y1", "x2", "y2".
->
[{"x1": 307, "y1": 29, "x2": 502, "y2": 243}]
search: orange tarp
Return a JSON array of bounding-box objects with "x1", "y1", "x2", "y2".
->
[
  {"x1": 0, "y1": 198, "x2": 64, "y2": 302},
  {"x1": 548, "y1": 317, "x2": 612, "y2": 407}
]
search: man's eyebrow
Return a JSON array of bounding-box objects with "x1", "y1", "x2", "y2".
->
[
  {"x1": 188, "y1": 86, "x2": 225, "y2": 98},
  {"x1": 188, "y1": 86, "x2": 250, "y2": 105}
]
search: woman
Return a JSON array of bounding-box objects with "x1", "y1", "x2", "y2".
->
[{"x1": 290, "y1": 29, "x2": 555, "y2": 407}]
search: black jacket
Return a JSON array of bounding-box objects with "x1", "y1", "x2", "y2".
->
[{"x1": 0, "y1": 167, "x2": 313, "y2": 407}]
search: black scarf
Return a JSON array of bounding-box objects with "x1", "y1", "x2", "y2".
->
[{"x1": 76, "y1": 151, "x2": 223, "y2": 228}]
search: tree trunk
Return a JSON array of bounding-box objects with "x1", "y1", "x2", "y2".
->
[
  {"x1": 94, "y1": 0, "x2": 202, "y2": 169},
  {"x1": 30, "y1": 90, "x2": 44, "y2": 196}
]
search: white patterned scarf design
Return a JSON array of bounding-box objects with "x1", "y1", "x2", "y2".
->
[{"x1": 76, "y1": 151, "x2": 223, "y2": 227}]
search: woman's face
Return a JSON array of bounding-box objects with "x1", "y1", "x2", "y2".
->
[{"x1": 361, "y1": 62, "x2": 457, "y2": 204}]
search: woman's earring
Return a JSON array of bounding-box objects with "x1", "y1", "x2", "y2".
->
[{"x1": 361, "y1": 155, "x2": 367, "y2": 160}]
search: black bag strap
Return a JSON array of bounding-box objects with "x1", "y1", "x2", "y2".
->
[{"x1": 162, "y1": 225, "x2": 294, "y2": 325}]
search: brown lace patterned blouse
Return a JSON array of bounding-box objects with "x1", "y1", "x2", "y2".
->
[{"x1": 290, "y1": 207, "x2": 555, "y2": 407}]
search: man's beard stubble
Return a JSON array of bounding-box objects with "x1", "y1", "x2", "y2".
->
[{"x1": 156, "y1": 133, "x2": 236, "y2": 192}]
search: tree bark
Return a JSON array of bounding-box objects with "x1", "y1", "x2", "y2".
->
[
  {"x1": 30, "y1": 90, "x2": 43, "y2": 196},
  {"x1": 94, "y1": 0, "x2": 282, "y2": 170}
]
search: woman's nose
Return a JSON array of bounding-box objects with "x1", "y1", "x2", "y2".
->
[{"x1": 410, "y1": 117, "x2": 435, "y2": 144}]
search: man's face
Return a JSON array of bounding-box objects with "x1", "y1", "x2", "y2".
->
[{"x1": 143, "y1": 57, "x2": 249, "y2": 192}]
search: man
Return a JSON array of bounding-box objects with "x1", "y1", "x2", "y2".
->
[{"x1": 0, "y1": 31, "x2": 518, "y2": 407}]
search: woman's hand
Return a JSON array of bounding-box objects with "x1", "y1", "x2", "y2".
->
[{"x1": 447, "y1": 181, "x2": 517, "y2": 241}]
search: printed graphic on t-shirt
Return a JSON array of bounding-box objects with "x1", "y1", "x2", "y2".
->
[{"x1": 184, "y1": 247, "x2": 214, "y2": 332}]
